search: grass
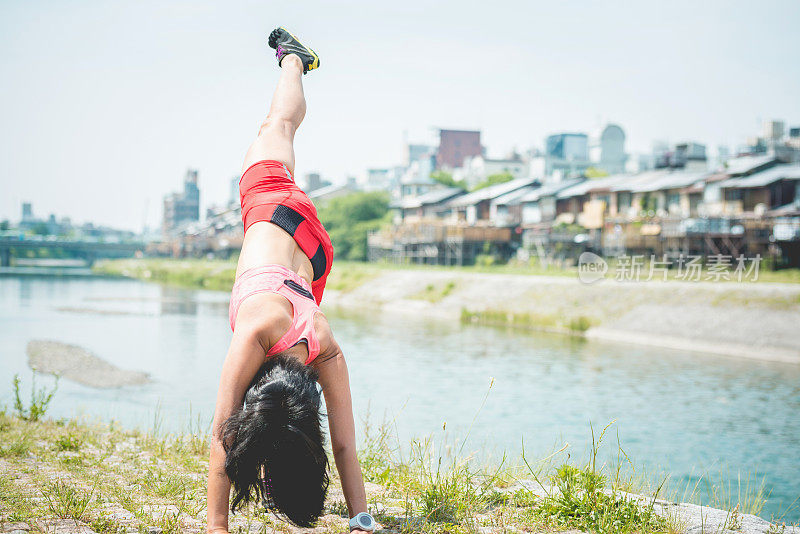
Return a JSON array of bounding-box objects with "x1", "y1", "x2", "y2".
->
[
  {"x1": 96, "y1": 257, "x2": 800, "y2": 295},
  {"x1": 2, "y1": 374, "x2": 795, "y2": 533},
  {"x1": 0, "y1": 406, "x2": 796, "y2": 533},
  {"x1": 41, "y1": 479, "x2": 95, "y2": 521},
  {"x1": 93, "y1": 258, "x2": 382, "y2": 294},
  {"x1": 93, "y1": 258, "x2": 237, "y2": 291},
  {"x1": 461, "y1": 307, "x2": 595, "y2": 334},
  {"x1": 12, "y1": 369, "x2": 59, "y2": 422},
  {"x1": 410, "y1": 280, "x2": 458, "y2": 303}
]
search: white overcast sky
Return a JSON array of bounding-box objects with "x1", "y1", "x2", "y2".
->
[{"x1": 1, "y1": 0, "x2": 799, "y2": 231}]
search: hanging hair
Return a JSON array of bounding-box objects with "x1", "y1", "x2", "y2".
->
[{"x1": 222, "y1": 353, "x2": 329, "y2": 527}]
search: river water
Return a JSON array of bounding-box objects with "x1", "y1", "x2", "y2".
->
[{"x1": 0, "y1": 275, "x2": 798, "y2": 520}]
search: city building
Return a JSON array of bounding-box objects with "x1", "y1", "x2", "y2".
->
[
  {"x1": 436, "y1": 129, "x2": 482, "y2": 169},
  {"x1": 673, "y1": 142, "x2": 708, "y2": 171},
  {"x1": 589, "y1": 124, "x2": 627, "y2": 175},
  {"x1": 360, "y1": 166, "x2": 404, "y2": 192},
  {"x1": 456, "y1": 155, "x2": 528, "y2": 190},
  {"x1": 763, "y1": 120, "x2": 785, "y2": 144},
  {"x1": 516, "y1": 179, "x2": 583, "y2": 225},
  {"x1": 17, "y1": 202, "x2": 68, "y2": 234},
  {"x1": 391, "y1": 187, "x2": 465, "y2": 223},
  {"x1": 446, "y1": 177, "x2": 538, "y2": 225},
  {"x1": 713, "y1": 145, "x2": 731, "y2": 171},
  {"x1": 228, "y1": 176, "x2": 240, "y2": 207},
  {"x1": 399, "y1": 155, "x2": 438, "y2": 198},
  {"x1": 21, "y1": 203, "x2": 33, "y2": 223},
  {"x1": 651, "y1": 141, "x2": 707, "y2": 170},
  {"x1": 308, "y1": 182, "x2": 358, "y2": 203},
  {"x1": 406, "y1": 143, "x2": 436, "y2": 166},
  {"x1": 719, "y1": 164, "x2": 800, "y2": 214},
  {"x1": 544, "y1": 132, "x2": 590, "y2": 179},
  {"x1": 163, "y1": 169, "x2": 200, "y2": 236},
  {"x1": 625, "y1": 153, "x2": 652, "y2": 173},
  {"x1": 489, "y1": 183, "x2": 540, "y2": 226},
  {"x1": 300, "y1": 172, "x2": 332, "y2": 193},
  {"x1": 788, "y1": 127, "x2": 800, "y2": 149}
]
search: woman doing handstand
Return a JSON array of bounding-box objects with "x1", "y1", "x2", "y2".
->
[{"x1": 206, "y1": 28, "x2": 374, "y2": 534}]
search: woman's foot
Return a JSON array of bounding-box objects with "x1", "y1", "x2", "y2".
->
[{"x1": 268, "y1": 27, "x2": 320, "y2": 74}]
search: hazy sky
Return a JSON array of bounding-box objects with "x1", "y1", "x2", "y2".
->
[{"x1": 2, "y1": 0, "x2": 799, "y2": 230}]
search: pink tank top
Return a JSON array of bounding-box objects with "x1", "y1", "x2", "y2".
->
[{"x1": 229, "y1": 264, "x2": 321, "y2": 365}]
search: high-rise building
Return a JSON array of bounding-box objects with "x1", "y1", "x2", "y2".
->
[
  {"x1": 714, "y1": 145, "x2": 731, "y2": 170},
  {"x1": 544, "y1": 132, "x2": 589, "y2": 178},
  {"x1": 21, "y1": 202, "x2": 33, "y2": 223},
  {"x1": 589, "y1": 124, "x2": 627, "y2": 175},
  {"x1": 651, "y1": 140, "x2": 670, "y2": 168},
  {"x1": 406, "y1": 143, "x2": 435, "y2": 166},
  {"x1": 674, "y1": 142, "x2": 707, "y2": 171},
  {"x1": 436, "y1": 129, "x2": 482, "y2": 169},
  {"x1": 302, "y1": 172, "x2": 323, "y2": 193},
  {"x1": 229, "y1": 176, "x2": 240, "y2": 207},
  {"x1": 763, "y1": 120, "x2": 785, "y2": 142},
  {"x1": 788, "y1": 127, "x2": 800, "y2": 150},
  {"x1": 163, "y1": 169, "x2": 200, "y2": 235}
]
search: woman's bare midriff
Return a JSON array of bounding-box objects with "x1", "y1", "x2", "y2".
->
[{"x1": 235, "y1": 221, "x2": 315, "y2": 286}]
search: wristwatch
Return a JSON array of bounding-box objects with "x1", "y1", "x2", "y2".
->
[{"x1": 349, "y1": 512, "x2": 376, "y2": 532}]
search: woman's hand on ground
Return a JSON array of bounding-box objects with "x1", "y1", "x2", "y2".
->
[{"x1": 207, "y1": 529, "x2": 229, "y2": 534}]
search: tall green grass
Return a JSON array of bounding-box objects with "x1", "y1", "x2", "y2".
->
[{"x1": 0, "y1": 376, "x2": 794, "y2": 534}]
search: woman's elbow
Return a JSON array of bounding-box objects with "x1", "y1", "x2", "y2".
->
[{"x1": 332, "y1": 440, "x2": 354, "y2": 458}]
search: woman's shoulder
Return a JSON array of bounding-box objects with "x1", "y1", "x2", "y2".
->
[
  {"x1": 235, "y1": 292, "x2": 294, "y2": 344},
  {"x1": 312, "y1": 312, "x2": 341, "y2": 362}
]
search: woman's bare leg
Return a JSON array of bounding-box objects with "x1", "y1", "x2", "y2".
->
[
  {"x1": 236, "y1": 53, "x2": 313, "y2": 278},
  {"x1": 241, "y1": 53, "x2": 306, "y2": 176}
]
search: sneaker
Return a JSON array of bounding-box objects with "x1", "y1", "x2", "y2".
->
[{"x1": 268, "y1": 27, "x2": 320, "y2": 74}]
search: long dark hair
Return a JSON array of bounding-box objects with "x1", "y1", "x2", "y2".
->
[{"x1": 222, "y1": 353, "x2": 329, "y2": 527}]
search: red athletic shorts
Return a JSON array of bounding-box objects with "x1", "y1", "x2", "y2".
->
[{"x1": 239, "y1": 160, "x2": 334, "y2": 305}]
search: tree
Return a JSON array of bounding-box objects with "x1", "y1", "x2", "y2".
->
[
  {"x1": 0, "y1": 220, "x2": 9, "y2": 231},
  {"x1": 584, "y1": 166, "x2": 609, "y2": 178},
  {"x1": 317, "y1": 191, "x2": 391, "y2": 261},
  {"x1": 32, "y1": 222, "x2": 49, "y2": 235},
  {"x1": 430, "y1": 170, "x2": 466, "y2": 190},
  {"x1": 471, "y1": 171, "x2": 514, "y2": 191}
]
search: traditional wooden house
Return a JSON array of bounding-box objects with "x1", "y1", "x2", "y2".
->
[
  {"x1": 446, "y1": 178, "x2": 538, "y2": 225},
  {"x1": 390, "y1": 187, "x2": 465, "y2": 223},
  {"x1": 718, "y1": 164, "x2": 800, "y2": 214}
]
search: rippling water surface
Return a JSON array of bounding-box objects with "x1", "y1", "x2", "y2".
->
[{"x1": 1, "y1": 275, "x2": 798, "y2": 520}]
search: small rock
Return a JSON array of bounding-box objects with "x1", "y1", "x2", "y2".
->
[
  {"x1": 0, "y1": 522, "x2": 30, "y2": 532},
  {"x1": 364, "y1": 481, "x2": 384, "y2": 494},
  {"x1": 35, "y1": 518, "x2": 98, "y2": 534}
]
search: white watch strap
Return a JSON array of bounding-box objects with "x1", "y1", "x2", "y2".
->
[{"x1": 349, "y1": 512, "x2": 375, "y2": 531}]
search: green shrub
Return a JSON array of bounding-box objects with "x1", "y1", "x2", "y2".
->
[
  {"x1": 13, "y1": 370, "x2": 58, "y2": 422},
  {"x1": 41, "y1": 479, "x2": 94, "y2": 521},
  {"x1": 523, "y1": 423, "x2": 667, "y2": 534},
  {"x1": 568, "y1": 316, "x2": 592, "y2": 332},
  {"x1": 317, "y1": 191, "x2": 391, "y2": 261},
  {"x1": 55, "y1": 432, "x2": 83, "y2": 452}
]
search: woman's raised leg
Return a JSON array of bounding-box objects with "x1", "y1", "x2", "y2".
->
[{"x1": 241, "y1": 53, "x2": 306, "y2": 176}]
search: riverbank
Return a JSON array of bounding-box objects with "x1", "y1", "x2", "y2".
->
[
  {"x1": 95, "y1": 259, "x2": 800, "y2": 364},
  {"x1": 1, "y1": 408, "x2": 795, "y2": 534}
]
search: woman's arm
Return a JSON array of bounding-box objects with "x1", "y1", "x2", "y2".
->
[
  {"x1": 315, "y1": 343, "x2": 369, "y2": 521},
  {"x1": 207, "y1": 316, "x2": 273, "y2": 534}
]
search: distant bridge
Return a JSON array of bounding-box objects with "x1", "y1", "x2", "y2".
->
[{"x1": 0, "y1": 237, "x2": 145, "y2": 267}]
